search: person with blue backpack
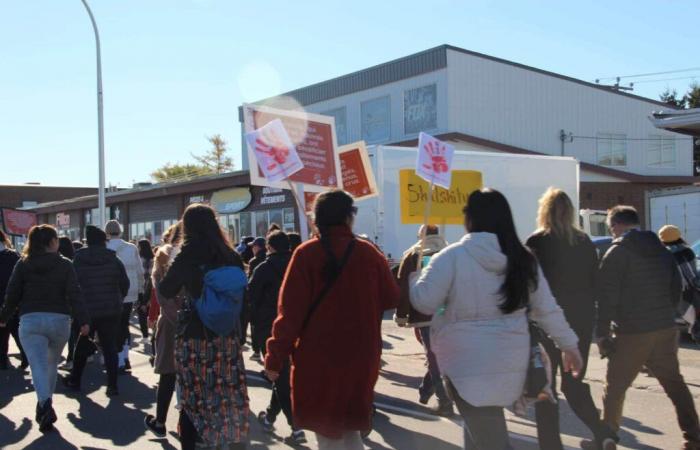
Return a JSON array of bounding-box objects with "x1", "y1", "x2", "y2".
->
[{"x1": 159, "y1": 204, "x2": 249, "y2": 450}]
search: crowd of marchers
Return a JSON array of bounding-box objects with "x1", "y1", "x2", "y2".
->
[{"x1": 1, "y1": 186, "x2": 700, "y2": 450}]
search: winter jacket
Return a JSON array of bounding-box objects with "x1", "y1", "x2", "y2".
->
[
  {"x1": 152, "y1": 244, "x2": 182, "y2": 374},
  {"x1": 410, "y1": 232, "x2": 578, "y2": 407},
  {"x1": 396, "y1": 235, "x2": 448, "y2": 327},
  {"x1": 0, "y1": 246, "x2": 20, "y2": 306},
  {"x1": 247, "y1": 251, "x2": 267, "y2": 278},
  {"x1": 0, "y1": 252, "x2": 89, "y2": 326},
  {"x1": 666, "y1": 241, "x2": 700, "y2": 309},
  {"x1": 598, "y1": 230, "x2": 682, "y2": 337},
  {"x1": 265, "y1": 225, "x2": 400, "y2": 438},
  {"x1": 526, "y1": 231, "x2": 598, "y2": 336},
  {"x1": 73, "y1": 246, "x2": 130, "y2": 320},
  {"x1": 248, "y1": 251, "x2": 291, "y2": 346},
  {"x1": 107, "y1": 238, "x2": 144, "y2": 303},
  {"x1": 159, "y1": 240, "x2": 244, "y2": 337}
]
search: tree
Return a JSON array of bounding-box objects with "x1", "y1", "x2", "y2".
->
[
  {"x1": 687, "y1": 82, "x2": 700, "y2": 109},
  {"x1": 150, "y1": 163, "x2": 211, "y2": 182},
  {"x1": 659, "y1": 88, "x2": 687, "y2": 108},
  {"x1": 192, "y1": 135, "x2": 234, "y2": 174}
]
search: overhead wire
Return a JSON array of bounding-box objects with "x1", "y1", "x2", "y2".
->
[{"x1": 596, "y1": 67, "x2": 700, "y2": 82}]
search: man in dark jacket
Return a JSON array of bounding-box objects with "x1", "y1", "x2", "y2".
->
[
  {"x1": 249, "y1": 231, "x2": 306, "y2": 444},
  {"x1": 0, "y1": 231, "x2": 26, "y2": 370},
  {"x1": 64, "y1": 226, "x2": 129, "y2": 397},
  {"x1": 242, "y1": 237, "x2": 267, "y2": 353},
  {"x1": 597, "y1": 206, "x2": 700, "y2": 450},
  {"x1": 395, "y1": 225, "x2": 453, "y2": 417}
]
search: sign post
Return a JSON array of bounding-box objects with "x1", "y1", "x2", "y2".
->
[{"x1": 415, "y1": 132, "x2": 455, "y2": 270}]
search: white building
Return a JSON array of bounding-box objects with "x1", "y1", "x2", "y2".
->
[{"x1": 240, "y1": 45, "x2": 698, "y2": 223}]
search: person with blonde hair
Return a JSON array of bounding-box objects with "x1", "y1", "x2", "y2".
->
[{"x1": 526, "y1": 187, "x2": 617, "y2": 450}]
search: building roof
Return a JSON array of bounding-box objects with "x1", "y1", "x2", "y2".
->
[
  {"x1": 239, "y1": 44, "x2": 672, "y2": 119},
  {"x1": 391, "y1": 131, "x2": 699, "y2": 184},
  {"x1": 649, "y1": 108, "x2": 700, "y2": 136}
]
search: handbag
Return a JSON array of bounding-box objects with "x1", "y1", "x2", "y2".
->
[{"x1": 523, "y1": 321, "x2": 548, "y2": 398}]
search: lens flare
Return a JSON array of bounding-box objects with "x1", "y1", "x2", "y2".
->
[
  {"x1": 255, "y1": 96, "x2": 309, "y2": 147},
  {"x1": 237, "y1": 60, "x2": 282, "y2": 103}
]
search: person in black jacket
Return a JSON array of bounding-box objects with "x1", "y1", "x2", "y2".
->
[
  {"x1": 596, "y1": 206, "x2": 700, "y2": 450},
  {"x1": 0, "y1": 229, "x2": 26, "y2": 370},
  {"x1": 250, "y1": 231, "x2": 306, "y2": 444},
  {"x1": 526, "y1": 189, "x2": 616, "y2": 450},
  {"x1": 63, "y1": 225, "x2": 129, "y2": 397},
  {"x1": 0, "y1": 225, "x2": 89, "y2": 432}
]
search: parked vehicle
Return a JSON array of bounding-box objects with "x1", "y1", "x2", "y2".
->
[{"x1": 647, "y1": 186, "x2": 700, "y2": 246}]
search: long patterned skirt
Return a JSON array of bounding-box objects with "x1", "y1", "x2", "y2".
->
[{"x1": 175, "y1": 334, "x2": 250, "y2": 446}]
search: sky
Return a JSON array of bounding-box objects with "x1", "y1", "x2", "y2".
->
[{"x1": 2, "y1": 0, "x2": 699, "y2": 188}]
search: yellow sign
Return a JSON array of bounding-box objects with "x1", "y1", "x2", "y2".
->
[{"x1": 400, "y1": 169, "x2": 483, "y2": 225}]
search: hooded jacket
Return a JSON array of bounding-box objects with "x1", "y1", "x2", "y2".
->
[
  {"x1": 0, "y1": 246, "x2": 20, "y2": 306},
  {"x1": 248, "y1": 251, "x2": 292, "y2": 343},
  {"x1": 396, "y1": 234, "x2": 448, "y2": 327},
  {"x1": 597, "y1": 229, "x2": 681, "y2": 337},
  {"x1": 107, "y1": 238, "x2": 144, "y2": 303},
  {"x1": 73, "y1": 246, "x2": 130, "y2": 320},
  {"x1": 0, "y1": 252, "x2": 89, "y2": 325},
  {"x1": 410, "y1": 232, "x2": 578, "y2": 407}
]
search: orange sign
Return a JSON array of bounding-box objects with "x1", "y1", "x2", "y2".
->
[
  {"x1": 2, "y1": 208, "x2": 37, "y2": 235},
  {"x1": 338, "y1": 142, "x2": 377, "y2": 201}
]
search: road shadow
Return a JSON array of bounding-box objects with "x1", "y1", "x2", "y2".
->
[
  {"x1": 379, "y1": 368, "x2": 423, "y2": 390},
  {"x1": 23, "y1": 428, "x2": 79, "y2": 450},
  {"x1": 366, "y1": 410, "x2": 461, "y2": 450},
  {"x1": 0, "y1": 365, "x2": 35, "y2": 447}
]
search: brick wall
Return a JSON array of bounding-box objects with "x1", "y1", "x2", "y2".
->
[{"x1": 580, "y1": 182, "x2": 692, "y2": 228}]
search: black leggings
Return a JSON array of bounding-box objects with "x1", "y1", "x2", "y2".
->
[
  {"x1": 156, "y1": 373, "x2": 176, "y2": 424},
  {"x1": 179, "y1": 410, "x2": 246, "y2": 450},
  {"x1": 137, "y1": 305, "x2": 149, "y2": 339},
  {"x1": 267, "y1": 361, "x2": 293, "y2": 427}
]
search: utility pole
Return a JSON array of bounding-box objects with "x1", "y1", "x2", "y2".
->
[
  {"x1": 80, "y1": 0, "x2": 106, "y2": 228},
  {"x1": 559, "y1": 130, "x2": 573, "y2": 156}
]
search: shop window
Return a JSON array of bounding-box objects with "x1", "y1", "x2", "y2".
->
[
  {"x1": 404, "y1": 84, "x2": 437, "y2": 135},
  {"x1": 283, "y1": 208, "x2": 296, "y2": 232},
  {"x1": 269, "y1": 209, "x2": 284, "y2": 230},
  {"x1": 239, "y1": 212, "x2": 252, "y2": 238},
  {"x1": 647, "y1": 134, "x2": 676, "y2": 168},
  {"x1": 255, "y1": 211, "x2": 269, "y2": 237}
]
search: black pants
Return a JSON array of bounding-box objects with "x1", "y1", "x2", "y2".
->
[
  {"x1": 118, "y1": 303, "x2": 134, "y2": 351},
  {"x1": 179, "y1": 410, "x2": 246, "y2": 450},
  {"x1": 0, "y1": 314, "x2": 26, "y2": 365},
  {"x1": 267, "y1": 361, "x2": 293, "y2": 427},
  {"x1": 535, "y1": 327, "x2": 612, "y2": 449},
  {"x1": 137, "y1": 305, "x2": 149, "y2": 339},
  {"x1": 71, "y1": 315, "x2": 120, "y2": 389},
  {"x1": 156, "y1": 373, "x2": 176, "y2": 424},
  {"x1": 66, "y1": 320, "x2": 80, "y2": 362}
]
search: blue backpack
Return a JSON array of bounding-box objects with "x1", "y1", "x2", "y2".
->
[{"x1": 194, "y1": 266, "x2": 247, "y2": 337}]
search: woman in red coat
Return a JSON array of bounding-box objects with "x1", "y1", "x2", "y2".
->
[{"x1": 265, "y1": 190, "x2": 399, "y2": 449}]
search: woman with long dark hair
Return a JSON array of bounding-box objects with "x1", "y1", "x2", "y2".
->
[
  {"x1": 136, "y1": 239, "x2": 154, "y2": 342},
  {"x1": 264, "y1": 190, "x2": 400, "y2": 450},
  {"x1": 0, "y1": 225, "x2": 89, "y2": 432},
  {"x1": 411, "y1": 189, "x2": 582, "y2": 449},
  {"x1": 526, "y1": 188, "x2": 616, "y2": 449},
  {"x1": 159, "y1": 205, "x2": 249, "y2": 450}
]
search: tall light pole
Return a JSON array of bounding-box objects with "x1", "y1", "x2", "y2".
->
[{"x1": 80, "y1": 0, "x2": 106, "y2": 228}]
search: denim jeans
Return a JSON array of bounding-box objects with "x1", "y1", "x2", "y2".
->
[
  {"x1": 418, "y1": 326, "x2": 450, "y2": 404},
  {"x1": 19, "y1": 312, "x2": 71, "y2": 404}
]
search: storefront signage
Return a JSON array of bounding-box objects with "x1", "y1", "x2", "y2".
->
[
  {"x1": 1, "y1": 208, "x2": 37, "y2": 236},
  {"x1": 260, "y1": 187, "x2": 287, "y2": 205},
  {"x1": 243, "y1": 104, "x2": 342, "y2": 192},
  {"x1": 189, "y1": 195, "x2": 205, "y2": 204},
  {"x1": 210, "y1": 188, "x2": 252, "y2": 214},
  {"x1": 56, "y1": 213, "x2": 70, "y2": 228},
  {"x1": 338, "y1": 142, "x2": 378, "y2": 200},
  {"x1": 399, "y1": 169, "x2": 483, "y2": 225}
]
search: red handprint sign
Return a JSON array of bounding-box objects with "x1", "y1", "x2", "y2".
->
[
  {"x1": 416, "y1": 132, "x2": 455, "y2": 189},
  {"x1": 246, "y1": 119, "x2": 304, "y2": 182}
]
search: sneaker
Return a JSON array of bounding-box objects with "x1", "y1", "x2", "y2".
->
[
  {"x1": 61, "y1": 375, "x2": 80, "y2": 392},
  {"x1": 249, "y1": 352, "x2": 261, "y2": 362},
  {"x1": 144, "y1": 414, "x2": 166, "y2": 438},
  {"x1": 58, "y1": 361, "x2": 73, "y2": 371},
  {"x1": 429, "y1": 402, "x2": 454, "y2": 418},
  {"x1": 257, "y1": 411, "x2": 274, "y2": 433},
  {"x1": 285, "y1": 429, "x2": 307, "y2": 445},
  {"x1": 418, "y1": 393, "x2": 430, "y2": 405},
  {"x1": 580, "y1": 438, "x2": 617, "y2": 450},
  {"x1": 106, "y1": 386, "x2": 119, "y2": 397}
]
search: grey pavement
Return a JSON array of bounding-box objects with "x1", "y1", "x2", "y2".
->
[{"x1": 1, "y1": 318, "x2": 698, "y2": 449}]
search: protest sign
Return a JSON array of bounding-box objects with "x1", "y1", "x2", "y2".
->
[
  {"x1": 1, "y1": 208, "x2": 37, "y2": 235},
  {"x1": 245, "y1": 119, "x2": 303, "y2": 182},
  {"x1": 338, "y1": 141, "x2": 377, "y2": 201},
  {"x1": 243, "y1": 104, "x2": 342, "y2": 192},
  {"x1": 416, "y1": 132, "x2": 455, "y2": 189}
]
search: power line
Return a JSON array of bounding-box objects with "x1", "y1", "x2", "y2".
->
[
  {"x1": 571, "y1": 135, "x2": 694, "y2": 142},
  {"x1": 631, "y1": 75, "x2": 700, "y2": 85},
  {"x1": 596, "y1": 67, "x2": 700, "y2": 82}
]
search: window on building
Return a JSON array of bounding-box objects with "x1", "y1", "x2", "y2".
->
[
  {"x1": 283, "y1": 208, "x2": 296, "y2": 232},
  {"x1": 322, "y1": 107, "x2": 348, "y2": 146},
  {"x1": 647, "y1": 134, "x2": 676, "y2": 168},
  {"x1": 128, "y1": 219, "x2": 176, "y2": 244},
  {"x1": 361, "y1": 96, "x2": 391, "y2": 144},
  {"x1": 597, "y1": 133, "x2": 627, "y2": 167},
  {"x1": 404, "y1": 84, "x2": 437, "y2": 135}
]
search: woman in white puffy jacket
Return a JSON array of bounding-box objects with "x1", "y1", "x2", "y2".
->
[{"x1": 410, "y1": 189, "x2": 583, "y2": 450}]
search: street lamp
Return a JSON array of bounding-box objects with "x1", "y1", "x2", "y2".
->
[{"x1": 80, "y1": 0, "x2": 106, "y2": 228}]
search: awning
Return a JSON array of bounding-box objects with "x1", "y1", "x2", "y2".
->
[{"x1": 649, "y1": 108, "x2": 700, "y2": 136}]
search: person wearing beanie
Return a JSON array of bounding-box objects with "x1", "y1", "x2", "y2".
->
[
  {"x1": 105, "y1": 220, "x2": 144, "y2": 373},
  {"x1": 659, "y1": 225, "x2": 700, "y2": 342},
  {"x1": 64, "y1": 225, "x2": 129, "y2": 397}
]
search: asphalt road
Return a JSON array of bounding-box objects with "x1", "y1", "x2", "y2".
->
[{"x1": 1, "y1": 319, "x2": 699, "y2": 449}]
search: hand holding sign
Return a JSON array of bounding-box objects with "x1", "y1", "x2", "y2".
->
[
  {"x1": 416, "y1": 132, "x2": 455, "y2": 189},
  {"x1": 245, "y1": 119, "x2": 304, "y2": 182}
]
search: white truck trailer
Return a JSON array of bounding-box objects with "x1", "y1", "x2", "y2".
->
[
  {"x1": 647, "y1": 186, "x2": 700, "y2": 246},
  {"x1": 353, "y1": 146, "x2": 580, "y2": 261}
]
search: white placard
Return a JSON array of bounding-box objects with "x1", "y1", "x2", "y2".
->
[
  {"x1": 416, "y1": 132, "x2": 455, "y2": 189},
  {"x1": 245, "y1": 119, "x2": 304, "y2": 183}
]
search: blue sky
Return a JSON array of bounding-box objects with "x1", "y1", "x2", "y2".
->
[{"x1": 2, "y1": 0, "x2": 699, "y2": 187}]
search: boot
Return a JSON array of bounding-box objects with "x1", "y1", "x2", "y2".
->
[
  {"x1": 37, "y1": 398, "x2": 57, "y2": 432},
  {"x1": 429, "y1": 401, "x2": 454, "y2": 417}
]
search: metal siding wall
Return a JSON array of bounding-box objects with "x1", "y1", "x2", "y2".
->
[
  {"x1": 445, "y1": 49, "x2": 693, "y2": 177},
  {"x1": 128, "y1": 197, "x2": 180, "y2": 223}
]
